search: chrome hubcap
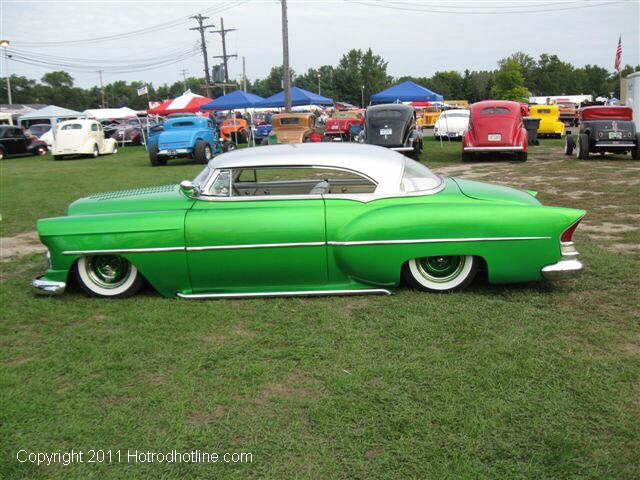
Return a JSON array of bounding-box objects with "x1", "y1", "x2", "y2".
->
[
  {"x1": 85, "y1": 255, "x2": 131, "y2": 289},
  {"x1": 415, "y1": 255, "x2": 465, "y2": 283}
]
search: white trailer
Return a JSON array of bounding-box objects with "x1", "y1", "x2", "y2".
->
[{"x1": 626, "y1": 72, "x2": 640, "y2": 132}]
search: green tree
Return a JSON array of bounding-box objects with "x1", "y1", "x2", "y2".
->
[
  {"x1": 491, "y1": 59, "x2": 530, "y2": 102},
  {"x1": 332, "y1": 48, "x2": 391, "y2": 106}
]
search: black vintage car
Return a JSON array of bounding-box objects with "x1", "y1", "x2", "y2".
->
[
  {"x1": 0, "y1": 125, "x2": 48, "y2": 160},
  {"x1": 360, "y1": 104, "x2": 423, "y2": 158},
  {"x1": 565, "y1": 106, "x2": 639, "y2": 159}
]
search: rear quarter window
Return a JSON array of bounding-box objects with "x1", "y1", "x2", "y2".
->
[
  {"x1": 60, "y1": 124, "x2": 83, "y2": 130},
  {"x1": 480, "y1": 107, "x2": 512, "y2": 115},
  {"x1": 172, "y1": 121, "x2": 195, "y2": 127}
]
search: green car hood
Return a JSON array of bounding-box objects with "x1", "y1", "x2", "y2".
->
[
  {"x1": 451, "y1": 177, "x2": 541, "y2": 206},
  {"x1": 67, "y1": 184, "x2": 195, "y2": 215}
]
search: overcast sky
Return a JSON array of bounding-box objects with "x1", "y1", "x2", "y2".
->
[{"x1": 1, "y1": 0, "x2": 638, "y2": 90}]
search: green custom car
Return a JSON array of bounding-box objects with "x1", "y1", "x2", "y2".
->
[{"x1": 33, "y1": 143, "x2": 585, "y2": 299}]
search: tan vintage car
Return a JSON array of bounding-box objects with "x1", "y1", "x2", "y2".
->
[{"x1": 267, "y1": 113, "x2": 316, "y2": 144}]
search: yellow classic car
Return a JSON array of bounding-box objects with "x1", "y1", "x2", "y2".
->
[
  {"x1": 416, "y1": 106, "x2": 441, "y2": 129},
  {"x1": 529, "y1": 105, "x2": 565, "y2": 138},
  {"x1": 269, "y1": 113, "x2": 316, "y2": 144}
]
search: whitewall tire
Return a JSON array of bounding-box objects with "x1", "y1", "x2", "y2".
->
[
  {"x1": 403, "y1": 255, "x2": 477, "y2": 292},
  {"x1": 76, "y1": 255, "x2": 143, "y2": 298}
]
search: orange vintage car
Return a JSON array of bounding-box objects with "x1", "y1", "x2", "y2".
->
[
  {"x1": 268, "y1": 113, "x2": 317, "y2": 144},
  {"x1": 220, "y1": 117, "x2": 249, "y2": 143}
]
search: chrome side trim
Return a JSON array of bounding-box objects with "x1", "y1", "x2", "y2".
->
[
  {"x1": 463, "y1": 146, "x2": 524, "y2": 151},
  {"x1": 62, "y1": 246, "x2": 184, "y2": 255},
  {"x1": 328, "y1": 236, "x2": 550, "y2": 246},
  {"x1": 32, "y1": 277, "x2": 66, "y2": 295},
  {"x1": 177, "y1": 288, "x2": 392, "y2": 299},
  {"x1": 187, "y1": 242, "x2": 325, "y2": 251}
]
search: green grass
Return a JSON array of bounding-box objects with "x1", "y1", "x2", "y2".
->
[{"x1": 1, "y1": 141, "x2": 639, "y2": 479}]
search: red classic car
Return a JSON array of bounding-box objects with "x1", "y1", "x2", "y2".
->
[
  {"x1": 462, "y1": 100, "x2": 528, "y2": 161},
  {"x1": 324, "y1": 110, "x2": 364, "y2": 140}
]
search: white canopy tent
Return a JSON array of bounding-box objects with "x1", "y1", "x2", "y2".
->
[
  {"x1": 17, "y1": 105, "x2": 84, "y2": 128},
  {"x1": 83, "y1": 107, "x2": 138, "y2": 120}
]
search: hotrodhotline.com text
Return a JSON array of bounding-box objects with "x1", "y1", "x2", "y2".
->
[{"x1": 16, "y1": 449, "x2": 253, "y2": 466}]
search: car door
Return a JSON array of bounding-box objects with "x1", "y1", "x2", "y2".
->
[
  {"x1": 184, "y1": 166, "x2": 328, "y2": 294},
  {"x1": 1, "y1": 128, "x2": 18, "y2": 154}
]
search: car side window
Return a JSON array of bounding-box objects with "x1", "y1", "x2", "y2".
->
[
  {"x1": 230, "y1": 166, "x2": 376, "y2": 197},
  {"x1": 14, "y1": 129, "x2": 26, "y2": 139},
  {"x1": 91, "y1": 123, "x2": 98, "y2": 131},
  {"x1": 209, "y1": 170, "x2": 231, "y2": 197}
]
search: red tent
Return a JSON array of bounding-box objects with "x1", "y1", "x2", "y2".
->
[{"x1": 147, "y1": 90, "x2": 213, "y2": 115}]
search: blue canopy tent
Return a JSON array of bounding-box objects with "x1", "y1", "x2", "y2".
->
[
  {"x1": 200, "y1": 90, "x2": 266, "y2": 110},
  {"x1": 370, "y1": 81, "x2": 443, "y2": 103},
  {"x1": 259, "y1": 87, "x2": 333, "y2": 108},
  {"x1": 201, "y1": 90, "x2": 267, "y2": 146}
]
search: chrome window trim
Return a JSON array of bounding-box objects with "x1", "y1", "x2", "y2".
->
[{"x1": 199, "y1": 164, "x2": 379, "y2": 201}]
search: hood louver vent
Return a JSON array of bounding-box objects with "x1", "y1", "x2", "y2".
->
[{"x1": 88, "y1": 184, "x2": 176, "y2": 201}]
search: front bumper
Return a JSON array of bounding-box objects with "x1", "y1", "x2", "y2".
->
[
  {"x1": 541, "y1": 242, "x2": 584, "y2": 280},
  {"x1": 32, "y1": 276, "x2": 66, "y2": 295}
]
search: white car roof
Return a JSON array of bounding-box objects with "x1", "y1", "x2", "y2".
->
[
  {"x1": 57, "y1": 119, "x2": 96, "y2": 126},
  {"x1": 441, "y1": 109, "x2": 470, "y2": 115},
  {"x1": 211, "y1": 143, "x2": 416, "y2": 194}
]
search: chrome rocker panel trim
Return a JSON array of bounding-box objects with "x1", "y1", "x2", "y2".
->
[
  {"x1": 463, "y1": 146, "x2": 524, "y2": 151},
  {"x1": 541, "y1": 242, "x2": 584, "y2": 280},
  {"x1": 177, "y1": 288, "x2": 392, "y2": 299},
  {"x1": 32, "y1": 277, "x2": 66, "y2": 295}
]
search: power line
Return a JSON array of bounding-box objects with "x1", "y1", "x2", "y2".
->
[{"x1": 10, "y1": 2, "x2": 245, "y2": 47}]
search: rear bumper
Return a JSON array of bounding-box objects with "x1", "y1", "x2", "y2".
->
[
  {"x1": 158, "y1": 148, "x2": 191, "y2": 156},
  {"x1": 32, "y1": 276, "x2": 66, "y2": 295},
  {"x1": 594, "y1": 142, "x2": 635, "y2": 148},
  {"x1": 463, "y1": 145, "x2": 524, "y2": 152},
  {"x1": 390, "y1": 146, "x2": 414, "y2": 152},
  {"x1": 541, "y1": 242, "x2": 584, "y2": 280}
]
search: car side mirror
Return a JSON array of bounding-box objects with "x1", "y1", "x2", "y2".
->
[{"x1": 179, "y1": 180, "x2": 199, "y2": 197}]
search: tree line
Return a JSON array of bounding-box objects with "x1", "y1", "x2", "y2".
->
[{"x1": 2, "y1": 49, "x2": 637, "y2": 111}]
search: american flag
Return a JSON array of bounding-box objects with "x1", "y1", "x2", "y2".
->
[{"x1": 614, "y1": 36, "x2": 622, "y2": 72}]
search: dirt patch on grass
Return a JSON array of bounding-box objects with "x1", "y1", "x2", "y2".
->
[
  {"x1": 0, "y1": 231, "x2": 46, "y2": 261},
  {"x1": 253, "y1": 371, "x2": 320, "y2": 406},
  {"x1": 187, "y1": 406, "x2": 226, "y2": 425},
  {"x1": 580, "y1": 223, "x2": 637, "y2": 234}
]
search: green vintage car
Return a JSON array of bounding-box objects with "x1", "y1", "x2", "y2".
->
[{"x1": 33, "y1": 143, "x2": 585, "y2": 298}]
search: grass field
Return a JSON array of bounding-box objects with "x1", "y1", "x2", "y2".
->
[{"x1": 1, "y1": 139, "x2": 639, "y2": 479}]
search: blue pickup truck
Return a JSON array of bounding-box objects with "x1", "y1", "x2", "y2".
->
[{"x1": 146, "y1": 116, "x2": 225, "y2": 166}]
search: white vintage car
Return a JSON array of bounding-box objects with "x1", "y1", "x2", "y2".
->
[
  {"x1": 433, "y1": 109, "x2": 470, "y2": 140},
  {"x1": 52, "y1": 119, "x2": 118, "y2": 160}
]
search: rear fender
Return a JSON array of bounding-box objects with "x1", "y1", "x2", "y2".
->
[{"x1": 327, "y1": 201, "x2": 585, "y2": 286}]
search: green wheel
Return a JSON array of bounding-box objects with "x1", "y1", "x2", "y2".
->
[
  {"x1": 403, "y1": 255, "x2": 477, "y2": 292},
  {"x1": 76, "y1": 255, "x2": 143, "y2": 298}
]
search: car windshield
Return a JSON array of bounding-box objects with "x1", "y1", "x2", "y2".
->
[
  {"x1": 536, "y1": 109, "x2": 552, "y2": 114},
  {"x1": 280, "y1": 117, "x2": 301, "y2": 125},
  {"x1": 193, "y1": 165, "x2": 212, "y2": 189},
  {"x1": 400, "y1": 159, "x2": 441, "y2": 192}
]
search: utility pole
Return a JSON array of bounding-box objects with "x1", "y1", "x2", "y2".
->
[
  {"x1": 280, "y1": 0, "x2": 291, "y2": 112},
  {"x1": 98, "y1": 70, "x2": 106, "y2": 108},
  {"x1": 242, "y1": 56, "x2": 247, "y2": 92},
  {"x1": 190, "y1": 14, "x2": 215, "y2": 97},
  {"x1": 0, "y1": 40, "x2": 11, "y2": 104},
  {"x1": 179, "y1": 68, "x2": 189, "y2": 92},
  {"x1": 211, "y1": 17, "x2": 237, "y2": 94}
]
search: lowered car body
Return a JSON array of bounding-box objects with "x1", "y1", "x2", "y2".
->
[{"x1": 32, "y1": 143, "x2": 585, "y2": 299}]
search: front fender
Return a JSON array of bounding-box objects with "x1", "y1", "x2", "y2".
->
[{"x1": 37, "y1": 210, "x2": 191, "y2": 297}]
